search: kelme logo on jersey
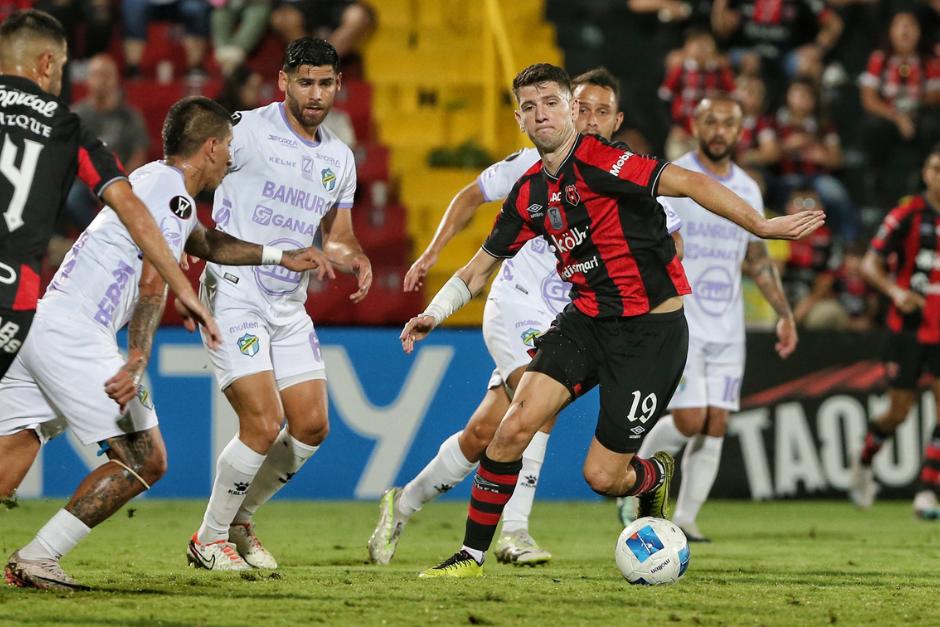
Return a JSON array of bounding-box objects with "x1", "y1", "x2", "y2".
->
[
  {"x1": 321, "y1": 168, "x2": 337, "y2": 192},
  {"x1": 169, "y1": 196, "x2": 193, "y2": 220},
  {"x1": 520, "y1": 328, "x2": 541, "y2": 347},
  {"x1": 565, "y1": 184, "x2": 580, "y2": 206},
  {"x1": 237, "y1": 333, "x2": 260, "y2": 357}
]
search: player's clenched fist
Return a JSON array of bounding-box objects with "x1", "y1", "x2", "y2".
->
[{"x1": 400, "y1": 314, "x2": 436, "y2": 354}]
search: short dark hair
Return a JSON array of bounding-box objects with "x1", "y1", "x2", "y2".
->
[
  {"x1": 0, "y1": 9, "x2": 67, "y2": 46},
  {"x1": 571, "y1": 67, "x2": 620, "y2": 104},
  {"x1": 283, "y1": 37, "x2": 340, "y2": 74},
  {"x1": 162, "y1": 97, "x2": 232, "y2": 158},
  {"x1": 512, "y1": 63, "x2": 571, "y2": 101}
]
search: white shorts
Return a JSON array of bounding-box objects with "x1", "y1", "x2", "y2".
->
[
  {"x1": 483, "y1": 294, "x2": 556, "y2": 390},
  {"x1": 668, "y1": 336, "x2": 745, "y2": 412},
  {"x1": 0, "y1": 312, "x2": 158, "y2": 446},
  {"x1": 202, "y1": 287, "x2": 327, "y2": 391}
]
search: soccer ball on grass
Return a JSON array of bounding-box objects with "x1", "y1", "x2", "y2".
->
[{"x1": 615, "y1": 517, "x2": 690, "y2": 585}]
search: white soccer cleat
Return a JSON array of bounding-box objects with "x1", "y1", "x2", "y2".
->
[
  {"x1": 367, "y1": 487, "x2": 406, "y2": 565},
  {"x1": 4, "y1": 550, "x2": 89, "y2": 591},
  {"x1": 187, "y1": 533, "x2": 251, "y2": 571},
  {"x1": 229, "y1": 522, "x2": 278, "y2": 569},
  {"x1": 849, "y1": 457, "x2": 877, "y2": 509},
  {"x1": 675, "y1": 520, "x2": 711, "y2": 543},
  {"x1": 913, "y1": 490, "x2": 940, "y2": 520},
  {"x1": 616, "y1": 496, "x2": 636, "y2": 527},
  {"x1": 493, "y1": 529, "x2": 552, "y2": 566}
]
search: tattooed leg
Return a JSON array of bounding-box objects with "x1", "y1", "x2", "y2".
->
[
  {"x1": 65, "y1": 427, "x2": 167, "y2": 528},
  {"x1": 0, "y1": 430, "x2": 41, "y2": 506}
]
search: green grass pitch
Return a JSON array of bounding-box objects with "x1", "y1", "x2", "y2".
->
[{"x1": 1, "y1": 499, "x2": 939, "y2": 626}]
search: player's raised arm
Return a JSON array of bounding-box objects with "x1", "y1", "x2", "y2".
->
[
  {"x1": 400, "y1": 248, "x2": 502, "y2": 354},
  {"x1": 404, "y1": 181, "x2": 486, "y2": 292},
  {"x1": 657, "y1": 164, "x2": 826, "y2": 240},
  {"x1": 104, "y1": 259, "x2": 167, "y2": 411},
  {"x1": 184, "y1": 223, "x2": 335, "y2": 280},
  {"x1": 320, "y1": 206, "x2": 372, "y2": 302}
]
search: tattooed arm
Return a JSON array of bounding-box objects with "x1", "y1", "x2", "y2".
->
[
  {"x1": 743, "y1": 240, "x2": 798, "y2": 359},
  {"x1": 184, "y1": 223, "x2": 334, "y2": 279},
  {"x1": 104, "y1": 260, "x2": 166, "y2": 411}
]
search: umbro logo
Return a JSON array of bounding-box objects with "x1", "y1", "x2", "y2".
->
[
  {"x1": 526, "y1": 203, "x2": 544, "y2": 217},
  {"x1": 473, "y1": 476, "x2": 501, "y2": 493},
  {"x1": 630, "y1": 425, "x2": 646, "y2": 435}
]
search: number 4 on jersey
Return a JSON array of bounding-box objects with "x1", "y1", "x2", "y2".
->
[{"x1": 0, "y1": 134, "x2": 43, "y2": 233}]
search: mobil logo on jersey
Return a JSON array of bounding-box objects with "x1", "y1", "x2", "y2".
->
[
  {"x1": 254, "y1": 237, "x2": 304, "y2": 296},
  {"x1": 693, "y1": 265, "x2": 735, "y2": 316}
]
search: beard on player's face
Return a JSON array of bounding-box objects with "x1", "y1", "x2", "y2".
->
[{"x1": 698, "y1": 135, "x2": 735, "y2": 163}]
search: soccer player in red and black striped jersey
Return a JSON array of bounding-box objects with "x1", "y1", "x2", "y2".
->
[
  {"x1": 850, "y1": 145, "x2": 940, "y2": 519},
  {"x1": 0, "y1": 10, "x2": 221, "y2": 381},
  {"x1": 400, "y1": 63, "x2": 824, "y2": 577}
]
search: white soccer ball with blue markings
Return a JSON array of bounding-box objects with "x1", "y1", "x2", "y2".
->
[{"x1": 615, "y1": 517, "x2": 690, "y2": 585}]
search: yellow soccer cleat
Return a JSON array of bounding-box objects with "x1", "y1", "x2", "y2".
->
[{"x1": 418, "y1": 550, "x2": 483, "y2": 578}]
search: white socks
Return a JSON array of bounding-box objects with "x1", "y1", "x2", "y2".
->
[
  {"x1": 673, "y1": 435, "x2": 723, "y2": 526},
  {"x1": 637, "y1": 414, "x2": 690, "y2": 459},
  {"x1": 198, "y1": 437, "x2": 266, "y2": 544},
  {"x1": 501, "y1": 431, "x2": 549, "y2": 533},
  {"x1": 19, "y1": 509, "x2": 91, "y2": 561},
  {"x1": 234, "y1": 428, "x2": 319, "y2": 525},
  {"x1": 399, "y1": 431, "x2": 476, "y2": 518}
]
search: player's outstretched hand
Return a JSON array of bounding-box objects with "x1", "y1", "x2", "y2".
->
[
  {"x1": 776, "y1": 316, "x2": 798, "y2": 359},
  {"x1": 349, "y1": 253, "x2": 372, "y2": 303},
  {"x1": 283, "y1": 247, "x2": 335, "y2": 281},
  {"x1": 759, "y1": 211, "x2": 826, "y2": 240},
  {"x1": 176, "y1": 290, "x2": 221, "y2": 349},
  {"x1": 403, "y1": 250, "x2": 438, "y2": 292},
  {"x1": 105, "y1": 353, "x2": 145, "y2": 412},
  {"x1": 400, "y1": 314, "x2": 436, "y2": 354}
]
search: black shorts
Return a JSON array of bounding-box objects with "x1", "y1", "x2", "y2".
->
[
  {"x1": 0, "y1": 308, "x2": 33, "y2": 379},
  {"x1": 884, "y1": 331, "x2": 940, "y2": 389},
  {"x1": 528, "y1": 305, "x2": 689, "y2": 454}
]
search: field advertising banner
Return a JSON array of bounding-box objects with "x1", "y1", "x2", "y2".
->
[{"x1": 21, "y1": 328, "x2": 934, "y2": 501}]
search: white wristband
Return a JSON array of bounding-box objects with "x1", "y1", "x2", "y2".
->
[
  {"x1": 261, "y1": 245, "x2": 283, "y2": 265},
  {"x1": 423, "y1": 276, "x2": 472, "y2": 326}
]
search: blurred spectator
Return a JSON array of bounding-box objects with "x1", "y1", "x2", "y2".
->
[
  {"x1": 711, "y1": 0, "x2": 843, "y2": 101},
  {"x1": 122, "y1": 0, "x2": 212, "y2": 80},
  {"x1": 66, "y1": 54, "x2": 149, "y2": 230},
  {"x1": 767, "y1": 76, "x2": 858, "y2": 241},
  {"x1": 270, "y1": 0, "x2": 374, "y2": 58},
  {"x1": 735, "y1": 75, "x2": 777, "y2": 176},
  {"x1": 659, "y1": 27, "x2": 736, "y2": 160},
  {"x1": 215, "y1": 63, "x2": 266, "y2": 112},
  {"x1": 35, "y1": 0, "x2": 113, "y2": 59},
  {"x1": 211, "y1": 0, "x2": 272, "y2": 75},
  {"x1": 779, "y1": 187, "x2": 844, "y2": 328},
  {"x1": 860, "y1": 11, "x2": 940, "y2": 208},
  {"x1": 831, "y1": 242, "x2": 880, "y2": 331}
]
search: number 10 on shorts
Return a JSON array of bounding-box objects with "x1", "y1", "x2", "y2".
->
[{"x1": 626, "y1": 391, "x2": 657, "y2": 424}]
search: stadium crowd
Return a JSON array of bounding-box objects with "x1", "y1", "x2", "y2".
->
[{"x1": 5, "y1": 0, "x2": 938, "y2": 331}]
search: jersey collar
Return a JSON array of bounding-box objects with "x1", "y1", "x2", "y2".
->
[{"x1": 542, "y1": 133, "x2": 582, "y2": 182}]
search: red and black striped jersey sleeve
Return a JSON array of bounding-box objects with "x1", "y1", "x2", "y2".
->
[
  {"x1": 77, "y1": 122, "x2": 127, "y2": 199},
  {"x1": 481, "y1": 177, "x2": 538, "y2": 258},
  {"x1": 870, "y1": 197, "x2": 922, "y2": 256},
  {"x1": 576, "y1": 135, "x2": 668, "y2": 199}
]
